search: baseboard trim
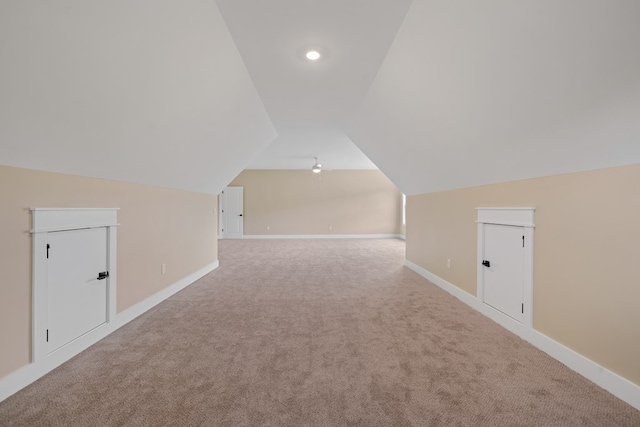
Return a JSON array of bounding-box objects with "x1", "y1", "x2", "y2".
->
[
  {"x1": 0, "y1": 260, "x2": 219, "y2": 403},
  {"x1": 243, "y1": 234, "x2": 404, "y2": 239},
  {"x1": 113, "y1": 261, "x2": 219, "y2": 328},
  {"x1": 404, "y1": 259, "x2": 640, "y2": 411}
]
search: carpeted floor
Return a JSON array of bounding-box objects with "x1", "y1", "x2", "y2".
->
[{"x1": 1, "y1": 239, "x2": 638, "y2": 426}]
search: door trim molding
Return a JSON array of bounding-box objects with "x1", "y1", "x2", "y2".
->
[
  {"x1": 476, "y1": 207, "x2": 535, "y2": 328},
  {"x1": 476, "y1": 207, "x2": 535, "y2": 228},
  {"x1": 31, "y1": 207, "x2": 120, "y2": 233},
  {"x1": 30, "y1": 208, "x2": 119, "y2": 363}
]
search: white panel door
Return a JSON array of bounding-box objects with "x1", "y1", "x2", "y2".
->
[
  {"x1": 47, "y1": 227, "x2": 108, "y2": 353},
  {"x1": 482, "y1": 224, "x2": 525, "y2": 322},
  {"x1": 223, "y1": 186, "x2": 244, "y2": 239}
]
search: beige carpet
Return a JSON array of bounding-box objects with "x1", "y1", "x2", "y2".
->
[{"x1": 1, "y1": 239, "x2": 638, "y2": 426}]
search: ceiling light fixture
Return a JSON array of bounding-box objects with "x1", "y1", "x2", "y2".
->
[
  {"x1": 305, "y1": 50, "x2": 321, "y2": 61},
  {"x1": 312, "y1": 157, "x2": 322, "y2": 173}
]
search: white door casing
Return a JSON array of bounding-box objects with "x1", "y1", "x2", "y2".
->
[
  {"x1": 31, "y1": 208, "x2": 118, "y2": 362},
  {"x1": 222, "y1": 187, "x2": 244, "y2": 239},
  {"x1": 477, "y1": 208, "x2": 534, "y2": 328}
]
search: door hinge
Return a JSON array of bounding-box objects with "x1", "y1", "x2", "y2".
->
[
  {"x1": 522, "y1": 236, "x2": 525, "y2": 248},
  {"x1": 522, "y1": 303, "x2": 524, "y2": 314},
  {"x1": 46, "y1": 329, "x2": 49, "y2": 342},
  {"x1": 46, "y1": 244, "x2": 50, "y2": 259}
]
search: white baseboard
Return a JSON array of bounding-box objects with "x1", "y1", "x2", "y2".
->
[
  {"x1": 404, "y1": 260, "x2": 640, "y2": 411},
  {"x1": 243, "y1": 234, "x2": 404, "y2": 239},
  {"x1": 113, "y1": 261, "x2": 218, "y2": 327},
  {"x1": 0, "y1": 261, "x2": 219, "y2": 403}
]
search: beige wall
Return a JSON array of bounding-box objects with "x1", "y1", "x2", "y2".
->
[
  {"x1": 406, "y1": 164, "x2": 640, "y2": 385},
  {"x1": 0, "y1": 165, "x2": 217, "y2": 379},
  {"x1": 228, "y1": 170, "x2": 402, "y2": 236}
]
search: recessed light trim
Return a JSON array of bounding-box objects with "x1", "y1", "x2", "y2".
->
[{"x1": 305, "y1": 50, "x2": 321, "y2": 61}]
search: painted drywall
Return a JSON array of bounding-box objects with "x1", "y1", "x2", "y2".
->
[
  {"x1": 348, "y1": 0, "x2": 640, "y2": 195},
  {"x1": 0, "y1": 165, "x2": 217, "y2": 379},
  {"x1": 406, "y1": 164, "x2": 640, "y2": 385},
  {"x1": 228, "y1": 170, "x2": 402, "y2": 236},
  {"x1": 0, "y1": 1, "x2": 276, "y2": 194}
]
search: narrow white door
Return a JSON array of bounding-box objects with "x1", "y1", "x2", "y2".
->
[
  {"x1": 482, "y1": 224, "x2": 525, "y2": 322},
  {"x1": 222, "y1": 186, "x2": 244, "y2": 239},
  {"x1": 47, "y1": 227, "x2": 108, "y2": 353}
]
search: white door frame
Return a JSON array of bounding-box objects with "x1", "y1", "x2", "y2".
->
[
  {"x1": 31, "y1": 208, "x2": 119, "y2": 362},
  {"x1": 476, "y1": 207, "x2": 535, "y2": 328}
]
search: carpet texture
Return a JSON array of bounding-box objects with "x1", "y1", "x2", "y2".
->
[{"x1": 1, "y1": 239, "x2": 638, "y2": 426}]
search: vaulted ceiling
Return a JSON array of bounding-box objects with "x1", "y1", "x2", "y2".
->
[
  {"x1": 348, "y1": 0, "x2": 640, "y2": 194},
  {"x1": 1, "y1": 1, "x2": 639, "y2": 195},
  {"x1": 216, "y1": 0, "x2": 412, "y2": 171},
  {"x1": 0, "y1": 1, "x2": 275, "y2": 194}
]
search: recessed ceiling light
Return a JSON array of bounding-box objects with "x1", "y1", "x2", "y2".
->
[{"x1": 305, "y1": 50, "x2": 321, "y2": 61}]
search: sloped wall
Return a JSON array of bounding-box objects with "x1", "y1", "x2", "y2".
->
[
  {"x1": 0, "y1": 1, "x2": 275, "y2": 194},
  {"x1": 348, "y1": 1, "x2": 640, "y2": 195}
]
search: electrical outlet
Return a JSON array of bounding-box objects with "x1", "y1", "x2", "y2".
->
[
  {"x1": 329, "y1": 225, "x2": 333, "y2": 230},
  {"x1": 447, "y1": 259, "x2": 451, "y2": 269},
  {"x1": 161, "y1": 263, "x2": 166, "y2": 275},
  {"x1": 267, "y1": 226, "x2": 270, "y2": 231}
]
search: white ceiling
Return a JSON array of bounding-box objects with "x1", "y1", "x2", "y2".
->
[
  {"x1": 0, "y1": 1, "x2": 276, "y2": 194},
  {"x1": 216, "y1": 0, "x2": 412, "y2": 171},
  {"x1": 1, "y1": 1, "x2": 639, "y2": 195},
  {"x1": 348, "y1": 0, "x2": 640, "y2": 194}
]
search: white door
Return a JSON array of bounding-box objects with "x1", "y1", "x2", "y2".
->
[
  {"x1": 222, "y1": 186, "x2": 244, "y2": 239},
  {"x1": 47, "y1": 227, "x2": 108, "y2": 353},
  {"x1": 482, "y1": 224, "x2": 525, "y2": 322}
]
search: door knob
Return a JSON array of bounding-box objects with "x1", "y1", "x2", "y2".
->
[
  {"x1": 97, "y1": 271, "x2": 109, "y2": 280},
  {"x1": 238, "y1": 214, "x2": 243, "y2": 216},
  {"x1": 482, "y1": 260, "x2": 491, "y2": 268}
]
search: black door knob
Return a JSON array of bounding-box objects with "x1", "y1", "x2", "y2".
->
[{"x1": 482, "y1": 260, "x2": 491, "y2": 268}]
